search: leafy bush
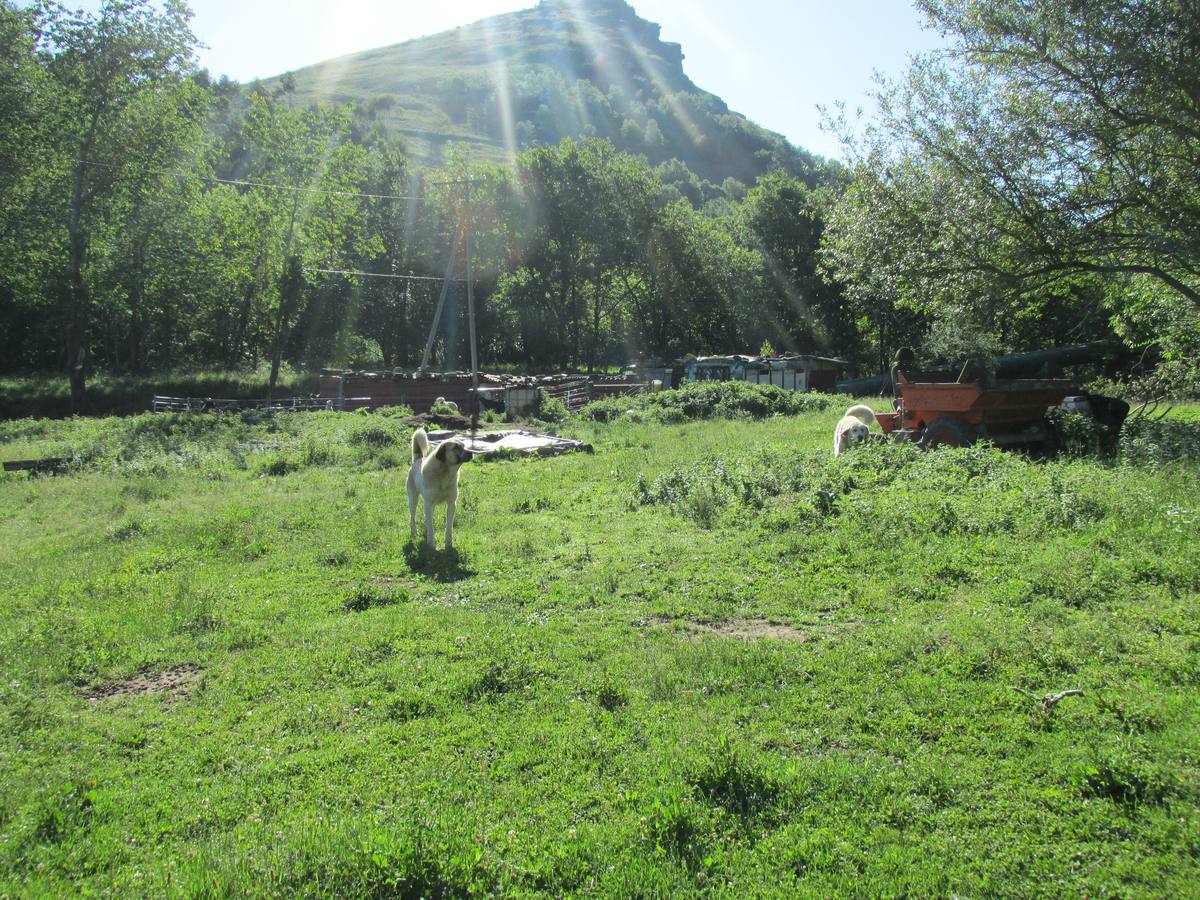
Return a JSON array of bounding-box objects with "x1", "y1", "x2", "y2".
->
[
  {"x1": 464, "y1": 654, "x2": 535, "y2": 701},
  {"x1": 583, "y1": 381, "x2": 837, "y2": 424},
  {"x1": 536, "y1": 391, "x2": 569, "y2": 423},
  {"x1": 1080, "y1": 748, "x2": 1178, "y2": 807},
  {"x1": 302, "y1": 439, "x2": 340, "y2": 467},
  {"x1": 257, "y1": 455, "x2": 300, "y2": 477},
  {"x1": 347, "y1": 424, "x2": 399, "y2": 449},
  {"x1": 641, "y1": 791, "x2": 698, "y2": 858},
  {"x1": 1045, "y1": 408, "x2": 1108, "y2": 458}
]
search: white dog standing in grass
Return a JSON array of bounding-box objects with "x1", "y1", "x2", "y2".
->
[
  {"x1": 408, "y1": 427, "x2": 472, "y2": 550},
  {"x1": 833, "y1": 404, "x2": 877, "y2": 456}
]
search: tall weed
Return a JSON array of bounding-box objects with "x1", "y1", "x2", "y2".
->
[
  {"x1": 1120, "y1": 418, "x2": 1200, "y2": 467},
  {"x1": 635, "y1": 442, "x2": 1119, "y2": 538},
  {"x1": 583, "y1": 382, "x2": 837, "y2": 424}
]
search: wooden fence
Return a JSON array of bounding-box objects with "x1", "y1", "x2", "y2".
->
[{"x1": 151, "y1": 396, "x2": 330, "y2": 413}]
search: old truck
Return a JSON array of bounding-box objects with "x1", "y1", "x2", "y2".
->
[{"x1": 873, "y1": 366, "x2": 1128, "y2": 450}]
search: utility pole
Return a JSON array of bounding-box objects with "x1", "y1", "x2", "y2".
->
[
  {"x1": 466, "y1": 181, "x2": 480, "y2": 432},
  {"x1": 417, "y1": 176, "x2": 483, "y2": 434}
]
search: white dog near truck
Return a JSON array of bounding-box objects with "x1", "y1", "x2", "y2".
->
[
  {"x1": 407, "y1": 427, "x2": 472, "y2": 550},
  {"x1": 833, "y1": 404, "x2": 877, "y2": 456}
]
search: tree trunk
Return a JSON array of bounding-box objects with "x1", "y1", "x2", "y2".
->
[
  {"x1": 269, "y1": 254, "x2": 304, "y2": 397},
  {"x1": 65, "y1": 113, "x2": 104, "y2": 411},
  {"x1": 66, "y1": 159, "x2": 89, "y2": 411},
  {"x1": 568, "y1": 279, "x2": 581, "y2": 369},
  {"x1": 127, "y1": 237, "x2": 148, "y2": 372},
  {"x1": 229, "y1": 281, "x2": 256, "y2": 370},
  {"x1": 588, "y1": 289, "x2": 603, "y2": 374},
  {"x1": 268, "y1": 296, "x2": 286, "y2": 397}
]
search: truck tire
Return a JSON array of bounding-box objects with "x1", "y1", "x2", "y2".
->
[{"x1": 920, "y1": 417, "x2": 977, "y2": 449}]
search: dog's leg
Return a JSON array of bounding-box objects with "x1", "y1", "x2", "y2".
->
[
  {"x1": 424, "y1": 498, "x2": 436, "y2": 550},
  {"x1": 407, "y1": 478, "x2": 418, "y2": 540},
  {"x1": 444, "y1": 490, "x2": 457, "y2": 550}
]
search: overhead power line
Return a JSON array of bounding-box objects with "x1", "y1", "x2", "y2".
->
[
  {"x1": 77, "y1": 158, "x2": 429, "y2": 202},
  {"x1": 76, "y1": 159, "x2": 480, "y2": 202},
  {"x1": 311, "y1": 269, "x2": 456, "y2": 282}
]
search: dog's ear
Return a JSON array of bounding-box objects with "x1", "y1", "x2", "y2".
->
[{"x1": 435, "y1": 442, "x2": 448, "y2": 463}]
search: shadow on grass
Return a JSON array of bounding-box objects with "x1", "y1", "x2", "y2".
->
[{"x1": 403, "y1": 542, "x2": 475, "y2": 582}]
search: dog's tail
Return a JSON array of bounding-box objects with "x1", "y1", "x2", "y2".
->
[
  {"x1": 845, "y1": 404, "x2": 876, "y2": 426},
  {"x1": 412, "y1": 427, "x2": 429, "y2": 462}
]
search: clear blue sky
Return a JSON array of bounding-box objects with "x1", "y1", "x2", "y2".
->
[{"x1": 72, "y1": 0, "x2": 945, "y2": 159}]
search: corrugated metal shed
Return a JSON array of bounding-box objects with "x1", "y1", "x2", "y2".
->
[{"x1": 685, "y1": 354, "x2": 846, "y2": 392}]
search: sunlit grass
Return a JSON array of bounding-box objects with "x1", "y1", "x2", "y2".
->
[{"x1": 1, "y1": 401, "x2": 1197, "y2": 894}]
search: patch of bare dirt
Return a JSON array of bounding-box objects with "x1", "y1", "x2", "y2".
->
[
  {"x1": 650, "y1": 616, "x2": 860, "y2": 642},
  {"x1": 83, "y1": 664, "x2": 202, "y2": 702},
  {"x1": 691, "y1": 619, "x2": 811, "y2": 641}
]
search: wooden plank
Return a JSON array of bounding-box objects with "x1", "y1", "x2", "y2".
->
[{"x1": 4, "y1": 457, "x2": 67, "y2": 473}]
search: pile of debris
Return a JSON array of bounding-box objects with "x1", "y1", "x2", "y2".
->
[
  {"x1": 317, "y1": 369, "x2": 644, "y2": 414},
  {"x1": 426, "y1": 429, "x2": 592, "y2": 459}
]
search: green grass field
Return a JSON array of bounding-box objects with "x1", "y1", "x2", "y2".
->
[{"x1": 1, "y1": 395, "x2": 1198, "y2": 896}]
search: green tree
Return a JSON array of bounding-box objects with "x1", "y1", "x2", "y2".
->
[
  {"x1": 741, "y1": 170, "x2": 853, "y2": 358},
  {"x1": 33, "y1": 0, "x2": 201, "y2": 407},
  {"x1": 825, "y1": 0, "x2": 1200, "y2": 363},
  {"x1": 504, "y1": 138, "x2": 657, "y2": 369},
  {"x1": 0, "y1": 3, "x2": 59, "y2": 369},
  {"x1": 232, "y1": 93, "x2": 360, "y2": 390}
]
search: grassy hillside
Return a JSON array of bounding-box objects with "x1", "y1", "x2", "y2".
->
[
  {"x1": 2, "y1": 395, "x2": 1198, "y2": 894},
  {"x1": 271, "y1": 0, "x2": 815, "y2": 185}
]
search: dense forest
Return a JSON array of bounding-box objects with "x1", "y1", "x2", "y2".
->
[{"x1": 1, "y1": 0, "x2": 1197, "y2": 406}]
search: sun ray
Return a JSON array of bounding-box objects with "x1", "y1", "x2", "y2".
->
[
  {"x1": 481, "y1": 16, "x2": 520, "y2": 166},
  {"x1": 758, "y1": 246, "x2": 834, "y2": 353},
  {"x1": 615, "y1": 22, "x2": 704, "y2": 146}
]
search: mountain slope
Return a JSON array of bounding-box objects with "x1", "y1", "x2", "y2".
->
[{"x1": 269, "y1": 0, "x2": 815, "y2": 185}]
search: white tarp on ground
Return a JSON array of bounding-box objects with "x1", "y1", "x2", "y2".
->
[{"x1": 426, "y1": 429, "x2": 592, "y2": 458}]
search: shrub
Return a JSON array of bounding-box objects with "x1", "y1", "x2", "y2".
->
[
  {"x1": 301, "y1": 439, "x2": 339, "y2": 467},
  {"x1": 537, "y1": 391, "x2": 569, "y2": 423},
  {"x1": 257, "y1": 455, "x2": 299, "y2": 477},
  {"x1": 347, "y1": 424, "x2": 400, "y2": 449},
  {"x1": 642, "y1": 791, "x2": 698, "y2": 857},
  {"x1": 1080, "y1": 748, "x2": 1178, "y2": 807},
  {"x1": 582, "y1": 381, "x2": 837, "y2": 424},
  {"x1": 1045, "y1": 408, "x2": 1108, "y2": 458}
]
